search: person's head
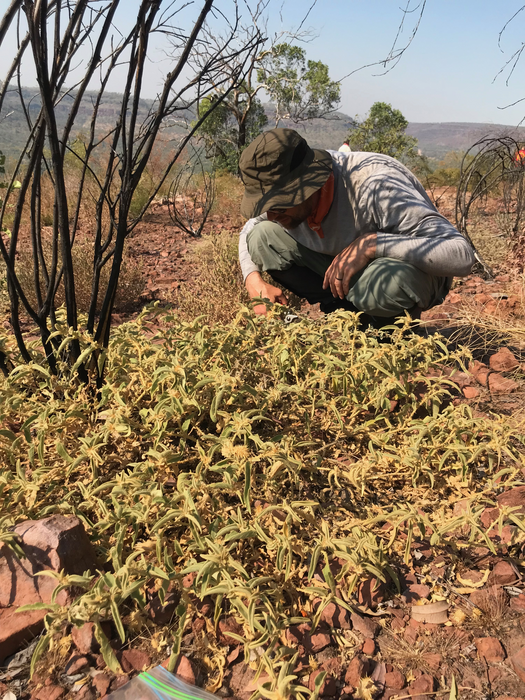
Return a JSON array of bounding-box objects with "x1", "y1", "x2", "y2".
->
[
  {"x1": 343, "y1": 140, "x2": 349, "y2": 145},
  {"x1": 238, "y1": 128, "x2": 332, "y2": 220}
]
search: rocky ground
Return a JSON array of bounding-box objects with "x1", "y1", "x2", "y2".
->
[{"x1": 2, "y1": 197, "x2": 525, "y2": 700}]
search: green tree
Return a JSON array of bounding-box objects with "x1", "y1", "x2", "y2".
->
[
  {"x1": 258, "y1": 43, "x2": 340, "y2": 125},
  {"x1": 348, "y1": 101, "x2": 418, "y2": 160},
  {"x1": 197, "y1": 29, "x2": 340, "y2": 174},
  {"x1": 198, "y1": 86, "x2": 268, "y2": 174}
]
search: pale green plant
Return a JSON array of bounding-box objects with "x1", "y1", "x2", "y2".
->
[{"x1": 1, "y1": 307, "x2": 524, "y2": 686}]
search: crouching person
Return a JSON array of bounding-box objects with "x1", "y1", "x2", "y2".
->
[{"x1": 238, "y1": 128, "x2": 474, "y2": 326}]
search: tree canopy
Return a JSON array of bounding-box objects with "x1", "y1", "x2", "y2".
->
[
  {"x1": 198, "y1": 36, "x2": 340, "y2": 173},
  {"x1": 348, "y1": 101, "x2": 418, "y2": 160}
]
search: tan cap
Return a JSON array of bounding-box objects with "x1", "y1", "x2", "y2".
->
[{"x1": 239, "y1": 128, "x2": 332, "y2": 218}]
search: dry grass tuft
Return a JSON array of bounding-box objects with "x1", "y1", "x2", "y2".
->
[
  {"x1": 173, "y1": 227, "x2": 300, "y2": 325},
  {"x1": 15, "y1": 238, "x2": 146, "y2": 314}
]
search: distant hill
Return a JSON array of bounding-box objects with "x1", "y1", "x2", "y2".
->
[
  {"x1": 406, "y1": 122, "x2": 525, "y2": 159},
  {"x1": 281, "y1": 115, "x2": 525, "y2": 160},
  {"x1": 0, "y1": 86, "x2": 191, "y2": 162},
  {"x1": 261, "y1": 107, "x2": 525, "y2": 159},
  {"x1": 1, "y1": 86, "x2": 525, "y2": 163}
]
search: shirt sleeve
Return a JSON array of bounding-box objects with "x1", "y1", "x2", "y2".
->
[
  {"x1": 238, "y1": 215, "x2": 266, "y2": 280},
  {"x1": 364, "y1": 171, "x2": 475, "y2": 277},
  {"x1": 375, "y1": 218, "x2": 475, "y2": 277}
]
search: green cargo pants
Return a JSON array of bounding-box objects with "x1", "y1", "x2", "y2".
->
[{"x1": 246, "y1": 221, "x2": 449, "y2": 317}]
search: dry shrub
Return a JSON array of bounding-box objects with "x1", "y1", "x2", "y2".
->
[
  {"x1": 15, "y1": 238, "x2": 146, "y2": 314},
  {"x1": 467, "y1": 210, "x2": 510, "y2": 269},
  {"x1": 174, "y1": 228, "x2": 250, "y2": 324},
  {"x1": 444, "y1": 281, "x2": 525, "y2": 359},
  {"x1": 212, "y1": 172, "x2": 244, "y2": 228},
  {"x1": 174, "y1": 227, "x2": 301, "y2": 325}
]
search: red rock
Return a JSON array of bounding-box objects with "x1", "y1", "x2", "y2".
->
[
  {"x1": 195, "y1": 597, "x2": 213, "y2": 617},
  {"x1": 447, "y1": 292, "x2": 462, "y2": 304},
  {"x1": 321, "y1": 656, "x2": 343, "y2": 678},
  {"x1": 0, "y1": 545, "x2": 40, "y2": 608},
  {"x1": 450, "y1": 371, "x2": 472, "y2": 388},
  {"x1": 401, "y1": 584, "x2": 430, "y2": 603},
  {"x1": 362, "y1": 638, "x2": 376, "y2": 655},
  {"x1": 462, "y1": 670, "x2": 483, "y2": 691},
  {"x1": 407, "y1": 674, "x2": 436, "y2": 700},
  {"x1": 77, "y1": 686, "x2": 95, "y2": 700},
  {"x1": 308, "y1": 669, "x2": 338, "y2": 696},
  {"x1": 92, "y1": 673, "x2": 111, "y2": 697},
  {"x1": 34, "y1": 686, "x2": 65, "y2": 700},
  {"x1": 181, "y1": 572, "x2": 196, "y2": 588},
  {"x1": 422, "y1": 653, "x2": 442, "y2": 672},
  {"x1": 475, "y1": 637, "x2": 506, "y2": 663},
  {"x1": 489, "y1": 561, "x2": 517, "y2": 585},
  {"x1": 510, "y1": 594, "x2": 525, "y2": 612},
  {"x1": 344, "y1": 655, "x2": 371, "y2": 687},
  {"x1": 192, "y1": 618, "x2": 205, "y2": 635},
  {"x1": 319, "y1": 602, "x2": 351, "y2": 629},
  {"x1": 357, "y1": 577, "x2": 386, "y2": 608},
  {"x1": 226, "y1": 646, "x2": 241, "y2": 665},
  {"x1": 306, "y1": 631, "x2": 332, "y2": 653},
  {"x1": 0, "y1": 607, "x2": 47, "y2": 665},
  {"x1": 351, "y1": 612, "x2": 380, "y2": 639},
  {"x1": 285, "y1": 623, "x2": 310, "y2": 645},
  {"x1": 470, "y1": 585, "x2": 507, "y2": 612},
  {"x1": 110, "y1": 675, "x2": 130, "y2": 692},
  {"x1": 510, "y1": 646, "x2": 525, "y2": 684},
  {"x1": 14, "y1": 516, "x2": 98, "y2": 604},
  {"x1": 218, "y1": 616, "x2": 244, "y2": 645},
  {"x1": 228, "y1": 663, "x2": 258, "y2": 695},
  {"x1": 463, "y1": 386, "x2": 480, "y2": 399},
  {"x1": 71, "y1": 622, "x2": 99, "y2": 655},
  {"x1": 489, "y1": 373, "x2": 519, "y2": 394},
  {"x1": 481, "y1": 507, "x2": 500, "y2": 529},
  {"x1": 469, "y1": 360, "x2": 490, "y2": 386},
  {"x1": 403, "y1": 625, "x2": 418, "y2": 645},
  {"x1": 458, "y1": 568, "x2": 487, "y2": 584},
  {"x1": 497, "y1": 486, "x2": 525, "y2": 510},
  {"x1": 453, "y1": 499, "x2": 469, "y2": 516},
  {"x1": 383, "y1": 690, "x2": 404, "y2": 700},
  {"x1": 0, "y1": 516, "x2": 98, "y2": 664},
  {"x1": 174, "y1": 655, "x2": 196, "y2": 685},
  {"x1": 488, "y1": 668, "x2": 503, "y2": 683},
  {"x1": 490, "y1": 348, "x2": 519, "y2": 372},
  {"x1": 161, "y1": 656, "x2": 196, "y2": 685},
  {"x1": 372, "y1": 662, "x2": 386, "y2": 693},
  {"x1": 64, "y1": 653, "x2": 90, "y2": 675},
  {"x1": 385, "y1": 670, "x2": 405, "y2": 690},
  {"x1": 120, "y1": 648, "x2": 151, "y2": 673},
  {"x1": 391, "y1": 617, "x2": 405, "y2": 632}
]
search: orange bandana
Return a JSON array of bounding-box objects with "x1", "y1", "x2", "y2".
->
[{"x1": 307, "y1": 172, "x2": 334, "y2": 239}]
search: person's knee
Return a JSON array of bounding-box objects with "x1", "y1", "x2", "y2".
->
[
  {"x1": 246, "y1": 221, "x2": 299, "y2": 271},
  {"x1": 348, "y1": 258, "x2": 438, "y2": 317},
  {"x1": 246, "y1": 221, "x2": 290, "y2": 260}
]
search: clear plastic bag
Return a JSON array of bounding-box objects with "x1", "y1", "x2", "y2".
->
[{"x1": 106, "y1": 665, "x2": 220, "y2": 700}]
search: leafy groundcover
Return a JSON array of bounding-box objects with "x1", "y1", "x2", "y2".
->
[{"x1": 1, "y1": 307, "x2": 524, "y2": 694}]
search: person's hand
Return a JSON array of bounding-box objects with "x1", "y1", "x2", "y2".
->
[
  {"x1": 323, "y1": 233, "x2": 377, "y2": 299},
  {"x1": 245, "y1": 271, "x2": 288, "y2": 315}
]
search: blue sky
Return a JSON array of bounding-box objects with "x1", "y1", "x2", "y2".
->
[
  {"x1": 1, "y1": 0, "x2": 525, "y2": 125},
  {"x1": 269, "y1": 0, "x2": 525, "y2": 125}
]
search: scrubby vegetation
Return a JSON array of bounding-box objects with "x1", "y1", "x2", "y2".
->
[{"x1": 1, "y1": 304, "x2": 524, "y2": 691}]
